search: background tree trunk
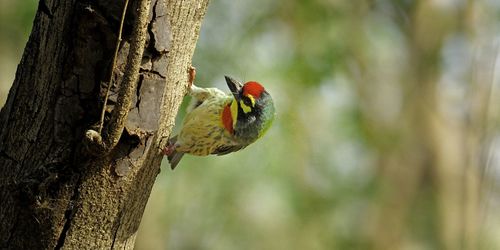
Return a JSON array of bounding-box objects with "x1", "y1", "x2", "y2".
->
[{"x1": 0, "y1": 0, "x2": 209, "y2": 248}]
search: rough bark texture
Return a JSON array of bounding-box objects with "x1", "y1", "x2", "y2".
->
[{"x1": 0, "y1": 0, "x2": 209, "y2": 249}]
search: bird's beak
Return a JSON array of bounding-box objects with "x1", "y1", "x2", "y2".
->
[{"x1": 225, "y1": 76, "x2": 243, "y2": 100}]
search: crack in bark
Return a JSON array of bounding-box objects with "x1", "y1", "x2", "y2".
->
[
  {"x1": 139, "y1": 68, "x2": 166, "y2": 79},
  {"x1": 147, "y1": 0, "x2": 159, "y2": 53},
  {"x1": 54, "y1": 172, "x2": 81, "y2": 250},
  {"x1": 110, "y1": 209, "x2": 124, "y2": 249},
  {"x1": 135, "y1": 75, "x2": 144, "y2": 112},
  {"x1": 49, "y1": 145, "x2": 83, "y2": 246},
  {"x1": 54, "y1": 207, "x2": 72, "y2": 250}
]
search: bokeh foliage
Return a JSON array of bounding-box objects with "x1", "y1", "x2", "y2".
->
[
  {"x1": 0, "y1": 0, "x2": 37, "y2": 105},
  {"x1": 2, "y1": 0, "x2": 500, "y2": 249}
]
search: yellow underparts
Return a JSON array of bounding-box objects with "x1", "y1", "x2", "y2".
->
[{"x1": 231, "y1": 94, "x2": 256, "y2": 127}]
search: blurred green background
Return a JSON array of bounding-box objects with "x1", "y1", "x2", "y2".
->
[{"x1": 2, "y1": 0, "x2": 500, "y2": 249}]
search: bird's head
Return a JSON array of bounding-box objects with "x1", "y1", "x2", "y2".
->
[
  {"x1": 225, "y1": 76, "x2": 268, "y2": 114},
  {"x1": 223, "y1": 76, "x2": 275, "y2": 142}
]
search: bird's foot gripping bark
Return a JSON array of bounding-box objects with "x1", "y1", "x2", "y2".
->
[
  {"x1": 187, "y1": 65, "x2": 196, "y2": 90},
  {"x1": 162, "y1": 142, "x2": 177, "y2": 156}
]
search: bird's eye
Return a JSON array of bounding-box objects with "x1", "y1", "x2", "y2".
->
[{"x1": 243, "y1": 97, "x2": 252, "y2": 106}]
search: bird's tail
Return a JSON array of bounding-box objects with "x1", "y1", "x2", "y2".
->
[
  {"x1": 166, "y1": 136, "x2": 185, "y2": 170},
  {"x1": 168, "y1": 151, "x2": 185, "y2": 170}
]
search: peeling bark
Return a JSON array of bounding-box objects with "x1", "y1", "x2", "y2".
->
[{"x1": 0, "y1": 0, "x2": 209, "y2": 248}]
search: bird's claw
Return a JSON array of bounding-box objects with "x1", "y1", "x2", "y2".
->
[
  {"x1": 163, "y1": 143, "x2": 176, "y2": 156},
  {"x1": 187, "y1": 66, "x2": 196, "y2": 90}
]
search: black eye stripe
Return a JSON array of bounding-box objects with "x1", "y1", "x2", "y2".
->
[{"x1": 243, "y1": 97, "x2": 251, "y2": 106}]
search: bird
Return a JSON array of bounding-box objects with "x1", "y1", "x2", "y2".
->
[{"x1": 163, "y1": 70, "x2": 275, "y2": 169}]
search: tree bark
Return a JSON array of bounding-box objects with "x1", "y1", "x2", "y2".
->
[{"x1": 0, "y1": 0, "x2": 209, "y2": 248}]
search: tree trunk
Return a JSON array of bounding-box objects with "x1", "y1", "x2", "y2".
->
[{"x1": 0, "y1": 0, "x2": 209, "y2": 248}]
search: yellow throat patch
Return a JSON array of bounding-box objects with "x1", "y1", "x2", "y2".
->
[{"x1": 230, "y1": 99, "x2": 239, "y2": 127}]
